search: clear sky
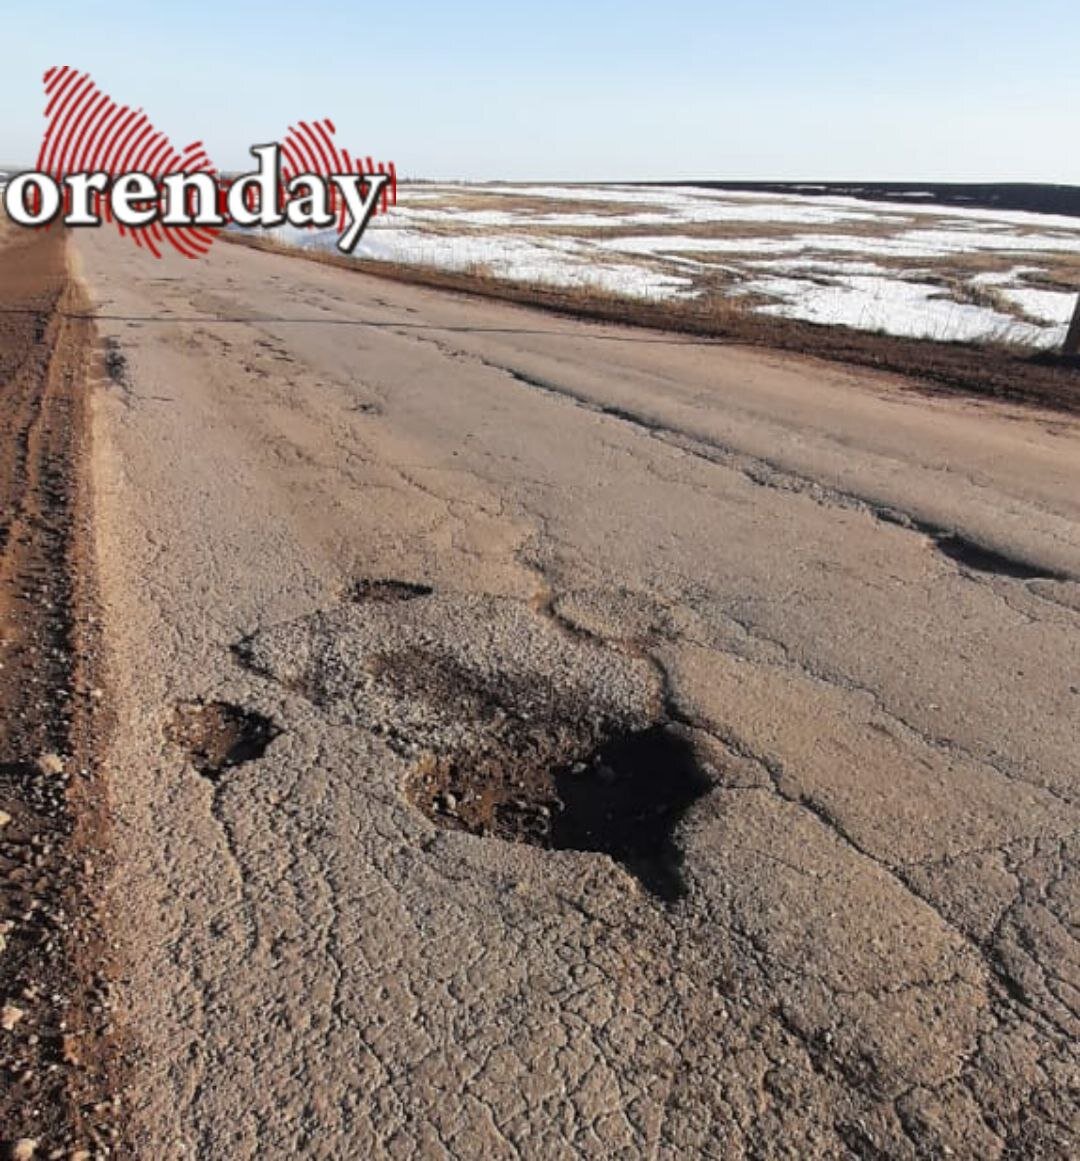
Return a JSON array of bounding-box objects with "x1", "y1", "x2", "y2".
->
[{"x1": 3, "y1": 1, "x2": 1078, "y2": 182}]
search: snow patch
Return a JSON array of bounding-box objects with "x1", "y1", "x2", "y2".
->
[{"x1": 750, "y1": 274, "x2": 1063, "y2": 347}]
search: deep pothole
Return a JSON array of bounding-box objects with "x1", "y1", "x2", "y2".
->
[
  {"x1": 408, "y1": 720, "x2": 711, "y2": 901},
  {"x1": 239, "y1": 591, "x2": 710, "y2": 899},
  {"x1": 167, "y1": 701, "x2": 280, "y2": 781}
]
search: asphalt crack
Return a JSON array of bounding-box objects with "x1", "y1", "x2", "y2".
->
[{"x1": 475, "y1": 355, "x2": 1077, "y2": 587}]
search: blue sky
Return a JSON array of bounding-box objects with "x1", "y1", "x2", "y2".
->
[{"x1": 4, "y1": 1, "x2": 1078, "y2": 181}]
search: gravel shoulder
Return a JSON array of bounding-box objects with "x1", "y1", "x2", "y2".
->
[{"x1": 0, "y1": 226, "x2": 116, "y2": 1156}]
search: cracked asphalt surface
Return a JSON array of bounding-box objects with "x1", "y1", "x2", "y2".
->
[{"x1": 71, "y1": 228, "x2": 1080, "y2": 1158}]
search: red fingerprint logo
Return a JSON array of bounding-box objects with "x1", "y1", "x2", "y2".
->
[
  {"x1": 31, "y1": 67, "x2": 398, "y2": 259},
  {"x1": 38, "y1": 66, "x2": 219, "y2": 258},
  {"x1": 280, "y1": 120, "x2": 396, "y2": 232}
]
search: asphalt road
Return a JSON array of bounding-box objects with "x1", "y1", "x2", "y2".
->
[{"x1": 72, "y1": 228, "x2": 1080, "y2": 1158}]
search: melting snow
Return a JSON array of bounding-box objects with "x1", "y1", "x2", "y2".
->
[
  {"x1": 752, "y1": 274, "x2": 1063, "y2": 347},
  {"x1": 268, "y1": 223, "x2": 696, "y2": 300},
  {"x1": 999, "y1": 287, "x2": 1077, "y2": 326},
  {"x1": 263, "y1": 182, "x2": 1080, "y2": 345}
]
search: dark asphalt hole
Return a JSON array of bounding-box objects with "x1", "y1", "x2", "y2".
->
[
  {"x1": 934, "y1": 534, "x2": 1060, "y2": 581},
  {"x1": 409, "y1": 723, "x2": 712, "y2": 901},
  {"x1": 552, "y1": 727, "x2": 712, "y2": 900},
  {"x1": 350, "y1": 579, "x2": 434, "y2": 604},
  {"x1": 167, "y1": 701, "x2": 280, "y2": 781},
  {"x1": 102, "y1": 337, "x2": 128, "y2": 386}
]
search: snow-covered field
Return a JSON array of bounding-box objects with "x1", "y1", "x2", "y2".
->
[{"x1": 270, "y1": 183, "x2": 1080, "y2": 348}]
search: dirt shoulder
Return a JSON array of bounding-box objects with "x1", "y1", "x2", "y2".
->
[
  {"x1": 225, "y1": 232, "x2": 1080, "y2": 416},
  {"x1": 0, "y1": 226, "x2": 117, "y2": 1156}
]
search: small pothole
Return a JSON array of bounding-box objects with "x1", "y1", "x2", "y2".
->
[
  {"x1": 102, "y1": 337, "x2": 129, "y2": 386},
  {"x1": 408, "y1": 723, "x2": 712, "y2": 900},
  {"x1": 167, "y1": 701, "x2": 280, "y2": 781},
  {"x1": 349, "y1": 579, "x2": 434, "y2": 604}
]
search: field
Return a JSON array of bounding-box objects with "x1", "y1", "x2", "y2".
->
[{"x1": 269, "y1": 182, "x2": 1080, "y2": 349}]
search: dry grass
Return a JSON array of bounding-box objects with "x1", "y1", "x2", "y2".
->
[{"x1": 937, "y1": 277, "x2": 1036, "y2": 324}]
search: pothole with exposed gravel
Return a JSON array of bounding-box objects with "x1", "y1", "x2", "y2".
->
[{"x1": 237, "y1": 587, "x2": 713, "y2": 898}]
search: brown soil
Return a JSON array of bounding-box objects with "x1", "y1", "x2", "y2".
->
[
  {"x1": 226, "y1": 233, "x2": 1080, "y2": 415},
  {"x1": 0, "y1": 226, "x2": 118, "y2": 1155},
  {"x1": 166, "y1": 701, "x2": 280, "y2": 781}
]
